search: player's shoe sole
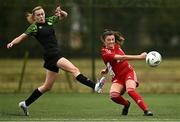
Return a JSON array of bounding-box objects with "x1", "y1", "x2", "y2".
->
[
  {"x1": 94, "y1": 77, "x2": 106, "y2": 93},
  {"x1": 19, "y1": 101, "x2": 29, "y2": 116},
  {"x1": 144, "y1": 110, "x2": 153, "y2": 116}
]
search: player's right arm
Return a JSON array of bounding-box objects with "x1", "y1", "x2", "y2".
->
[
  {"x1": 7, "y1": 33, "x2": 28, "y2": 49},
  {"x1": 7, "y1": 23, "x2": 37, "y2": 49}
]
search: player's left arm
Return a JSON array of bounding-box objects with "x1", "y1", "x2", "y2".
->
[
  {"x1": 100, "y1": 67, "x2": 108, "y2": 76},
  {"x1": 114, "y1": 52, "x2": 147, "y2": 60}
]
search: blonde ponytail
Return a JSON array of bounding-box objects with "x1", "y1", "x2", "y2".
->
[
  {"x1": 26, "y1": 12, "x2": 34, "y2": 24},
  {"x1": 26, "y1": 6, "x2": 43, "y2": 24}
]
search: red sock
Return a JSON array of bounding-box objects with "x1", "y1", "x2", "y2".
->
[
  {"x1": 110, "y1": 92, "x2": 129, "y2": 106},
  {"x1": 127, "y1": 88, "x2": 148, "y2": 112}
]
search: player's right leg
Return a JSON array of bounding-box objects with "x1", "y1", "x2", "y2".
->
[
  {"x1": 110, "y1": 83, "x2": 130, "y2": 115},
  {"x1": 19, "y1": 70, "x2": 56, "y2": 116},
  {"x1": 56, "y1": 57, "x2": 97, "y2": 89},
  {"x1": 144, "y1": 110, "x2": 153, "y2": 116},
  {"x1": 94, "y1": 76, "x2": 106, "y2": 93}
]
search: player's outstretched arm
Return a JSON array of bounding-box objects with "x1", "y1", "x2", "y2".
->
[
  {"x1": 7, "y1": 33, "x2": 28, "y2": 49},
  {"x1": 114, "y1": 52, "x2": 147, "y2": 61}
]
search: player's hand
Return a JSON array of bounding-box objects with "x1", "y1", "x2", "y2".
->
[
  {"x1": 100, "y1": 68, "x2": 108, "y2": 76},
  {"x1": 60, "y1": 10, "x2": 68, "y2": 17},
  {"x1": 55, "y1": 6, "x2": 68, "y2": 18},
  {"x1": 7, "y1": 43, "x2": 14, "y2": 49},
  {"x1": 55, "y1": 6, "x2": 61, "y2": 16},
  {"x1": 140, "y1": 52, "x2": 147, "y2": 59},
  {"x1": 56, "y1": 6, "x2": 61, "y2": 12}
]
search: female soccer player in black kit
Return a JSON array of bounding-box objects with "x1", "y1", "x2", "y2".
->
[{"x1": 7, "y1": 5, "x2": 102, "y2": 116}]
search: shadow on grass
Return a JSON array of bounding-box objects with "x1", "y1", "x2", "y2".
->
[{"x1": 0, "y1": 111, "x2": 28, "y2": 117}]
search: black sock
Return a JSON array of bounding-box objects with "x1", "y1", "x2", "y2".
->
[
  {"x1": 76, "y1": 74, "x2": 95, "y2": 89},
  {"x1": 25, "y1": 88, "x2": 42, "y2": 106}
]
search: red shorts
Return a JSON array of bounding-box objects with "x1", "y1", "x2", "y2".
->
[{"x1": 112, "y1": 70, "x2": 139, "y2": 87}]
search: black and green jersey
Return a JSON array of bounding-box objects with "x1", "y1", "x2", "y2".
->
[{"x1": 25, "y1": 16, "x2": 60, "y2": 53}]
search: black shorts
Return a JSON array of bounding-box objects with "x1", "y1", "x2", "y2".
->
[{"x1": 43, "y1": 51, "x2": 63, "y2": 73}]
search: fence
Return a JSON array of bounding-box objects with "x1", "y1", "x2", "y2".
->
[{"x1": 1, "y1": 0, "x2": 180, "y2": 58}]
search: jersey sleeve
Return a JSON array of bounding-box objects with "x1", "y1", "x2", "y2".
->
[
  {"x1": 24, "y1": 23, "x2": 37, "y2": 36},
  {"x1": 101, "y1": 48, "x2": 115, "y2": 63},
  {"x1": 46, "y1": 16, "x2": 59, "y2": 25}
]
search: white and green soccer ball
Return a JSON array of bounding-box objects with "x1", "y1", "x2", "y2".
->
[{"x1": 146, "y1": 51, "x2": 162, "y2": 67}]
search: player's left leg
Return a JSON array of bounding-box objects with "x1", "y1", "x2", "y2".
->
[{"x1": 19, "y1": 70, "x2": 57, "y2": 116}]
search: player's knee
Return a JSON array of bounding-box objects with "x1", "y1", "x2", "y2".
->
[
  {"x1": 41, "y1": 84, "x2": 53, "y2": 92},
  {"x1": 127, "y1": 88, "x2": 135, "y2": 95},
  {"x1": 110, "y1": 91, "x2": 120, "y2": 100},
  {"x1": 45, "y1": 86, "x2": 52, "y2": 92}
]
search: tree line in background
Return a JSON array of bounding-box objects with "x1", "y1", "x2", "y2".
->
[{"x1": 0, "y1": 0, "x2": 180, "y2": 58}]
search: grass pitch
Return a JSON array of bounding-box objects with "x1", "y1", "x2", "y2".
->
[{"x1": 0, "y1": 93, "x2": 180, "y2": 121}]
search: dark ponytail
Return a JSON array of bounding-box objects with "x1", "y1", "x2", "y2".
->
[{"x1": 114, "y1": 31, "x2": 125, "y2": 45}]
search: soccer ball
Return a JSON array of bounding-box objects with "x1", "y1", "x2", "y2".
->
[{"x1": 146, "y1": 51, "x2": 162, "y2": 67}]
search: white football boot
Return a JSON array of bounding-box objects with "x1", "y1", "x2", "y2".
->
[
  {"x1": 94, "y1": 76, "x2": 106, "y2": 93},
  {"x1": 19, "y1": 101, "x2": 29, "y2": 116}
]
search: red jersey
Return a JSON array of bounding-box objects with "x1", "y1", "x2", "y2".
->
[{"x1": 101, "y1": 44, "x2": 134, "y2": 79}]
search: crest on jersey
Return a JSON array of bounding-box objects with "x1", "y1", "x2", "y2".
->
[
  {"x1": 39, "y1": 26, "x2": 42, "y2": 29},
  {"x1": 104, "y1": 49, "x2": 111, "y2": 54}
]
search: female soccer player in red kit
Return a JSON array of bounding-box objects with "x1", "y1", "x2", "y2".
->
[{"x1": 100, "y1": 29, "x2": 153, "y2": 116}]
